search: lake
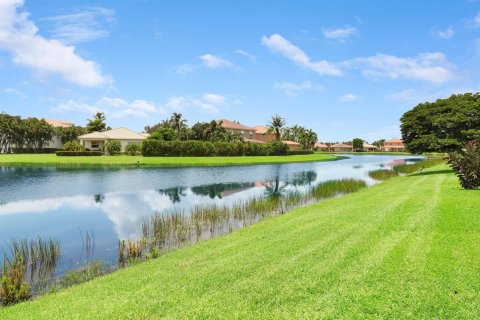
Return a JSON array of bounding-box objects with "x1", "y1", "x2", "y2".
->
[{"x1": 0, "y1": 154, "x2": 421, "y2": 273}]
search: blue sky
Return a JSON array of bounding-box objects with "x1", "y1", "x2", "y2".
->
[{"x1": 1, "y1": 0, "x2": 479, "y2": 142}]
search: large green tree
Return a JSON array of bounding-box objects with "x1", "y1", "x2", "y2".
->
[
  {"x1": 352, "y1": 138, "x2": 364, "y2": 151},
  {"x1": 23, "y1": 118, "x2": 54, "y2": 150},
  {"x1": 0, "y1": 113, "x2": 24, "y2": 152},
  {"x1": 298, "y1": 129, "x2": 318, "y2": 150},
  {"x1": 401, "y1": 93, "x2": 480, "y2": 153},
  {"x1": 55, "y1": 126, "x2": 86, "y2": 144},
  {"x1": 86, "y1": 112, "x2": 108, "y2": 133}
]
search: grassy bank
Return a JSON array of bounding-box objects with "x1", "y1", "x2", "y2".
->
[
  {"x1": 2, "y1": 164, "x2": 479, "y2": 319},
  {"x1": 0, "y1": 153, "x2": 337, "y2": 167}
]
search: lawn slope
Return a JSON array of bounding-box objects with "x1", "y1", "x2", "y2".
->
[
  {"x1": 1, "y1": 165, "x2": 479, "y2": 319},
  {"x1": 0, "y1": 153, "x2": 336, "y2": 167}
]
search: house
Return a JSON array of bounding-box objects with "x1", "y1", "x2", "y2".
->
[
  {"x1": 283, "y1": 140, "x2": 300, "y2": 150},
  {"x1": 330, "y1": 143, "x2": 354, "y2": 152},
  {"x1": 78, "y1": 127, "x2": 149, "y2": 153},
  {"x1": 314, "y1": 142, "x2": 329, "y2": 151},
  {"x1": 363, "y1": 143, "x2": 378, "y2": 152},
  {"x1": 218, "y1": 119, "x2": 256, "y2": 140},
  {"x1": 254, "y1": 125, "x2": 276, "y2": 142},
  {"x1": 44, "y1": 119, "x2": 74, "y2": 149},
  {"x1": 384, "y1": 138, "x2": 405, "y2": 152}
]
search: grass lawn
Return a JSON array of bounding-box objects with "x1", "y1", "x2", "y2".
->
[
  {"x1": 0, "y1": 153, "x2": 337, "y2": 167},
  {"x1": 2, "y1": 164, "x2": 479, "y2": 319}
]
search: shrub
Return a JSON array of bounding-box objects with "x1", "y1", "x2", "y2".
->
[
  {"x1": 368, "y1": 169, "x2": 398, "y2": 181},
  {"x1": 63, "y1": 140, "x2": 85, "y2": 152},
  {"x1": 125, "y1": 143, "x2": 141, "y2": 156},
  {"x1": 149, "y1": 127, "x2": 177, "y2": 141},
  {"x1": 1, "y1": 254, "x2": 31, "y2": 306},
  {"x1": 288, "y1": 150, "x2": 314, "y2": 155},
  {"x1": 56, "y1": 151, "x2": 103, "y2": 156},
  {"x1": 447, "y1": 140, "x2": 480, "y2": 189},
  {"x1": 265, "y1": 141, "x2": 289, "y2": 156},
  {"x1": 105, "y1": 140, "x2": 121, "y2": 155}
]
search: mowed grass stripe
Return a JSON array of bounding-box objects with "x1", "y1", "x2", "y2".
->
[{"x1": 2, "y1": 165, "x2": 479, "y2": 319}]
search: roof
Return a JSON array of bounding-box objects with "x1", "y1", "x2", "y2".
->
[
  {"x1": 79, "y1": 127, "x2": 148, "y2": 140},
  {"x1": 44, "y1": 119, "x2": 74, "y2": 128},
  {"x1": 385, "y1": 138, "x2": 404, "y2": 143},
  {"x1": 331, "y1": 143, "x2": 353, "y2": 148},
  {"x1": 218, "y1": 119, "x2": 256, "y2": 131},
  {"x1": 363, "y1": 143, "x2": 378, "y2": 149},
  {"x1": 283, "y1": 140, "x2": 300, "y2": 146},
  {"x1": 314, "y1": 142, "x2": 328, "y2": 148},
  {"x1": 254, "y1": 126, "x2": 269, "y2": 134}
]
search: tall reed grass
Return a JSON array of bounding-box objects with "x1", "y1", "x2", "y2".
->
[{"x1": 393, "y1": 159, "x2": 444, "y2": 174}]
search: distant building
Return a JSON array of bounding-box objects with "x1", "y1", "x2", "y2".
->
[
  {"x1": 314, "y1": 142, "x2": 329, "y2": 151},
  {"x1": 78, "y1": 127, "x2": 149, "y2": 153},
  {"x1": 330, "y1": 143, "x2": 354, "y2": 152},
  {"x1": 283, "y1": 140, "x2": 300, "y2": 150},
  {"x1": 254, "y1": 125, "x2": 276, "y2": 142},
  {"x1": 44, "y1": 119, "x2": 74, "y2": 149},
  {"x1": 363, "y1": 143, "x2": 378, "y2": 152},
  {"x1": 384, "y1": 138, "x2": 405, "y2": 152},
  {"x1": 218, "y1": 119, "x2": 256, "y2": 140}
]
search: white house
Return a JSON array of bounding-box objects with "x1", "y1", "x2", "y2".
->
[{"x1": 78, "y1": 127, "x2": 149, "y2": 153}]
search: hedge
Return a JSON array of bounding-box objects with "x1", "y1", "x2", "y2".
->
[
  {"x1": 56, "y1": 151, "x2": 103, "y2": 156},
  {"x1": 12, "y1": 148, "x2": 60, "y2": 154},
  {"x1": 288, "y1": 150, "x2": 314, "y2": 155},
  {"x1": 142, "y1": 140, "x2": 290, "y2": 157}
]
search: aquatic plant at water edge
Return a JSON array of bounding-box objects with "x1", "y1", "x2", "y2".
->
[
  {"x1": 1, "y1": 254, "x2": 31, "y2": 306},
  {"x1": 368, "y1": 169, "x2": 398, "y2": 181},
  {"x1": 393, "y1": 159, "x2": 444, "y2": 174}
]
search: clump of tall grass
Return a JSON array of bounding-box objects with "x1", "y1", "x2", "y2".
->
[
  {"x1": 49, "y1": 261, "x2": 105, "y2": 292},
  {"x1": 393, "y1": 159, "x2": 444, "y2": 174},
  {"x1": 368, "y1": 169, "x2": 398, "y2": 181},
  {"x1": 1, "y1": 237, "x2": 60, "y2": 306},
  {"x1": 129, "y1": 178, "x2": 367, "y2": 267}
]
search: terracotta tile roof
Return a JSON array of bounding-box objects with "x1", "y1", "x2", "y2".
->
[
  {"x1": 254, "y1": 125, "x2": 269, "y2": 134},
  {"x1": 331, "y1": 143, "x2": 353, "y2": 148},
  {"x1": 282, "y1": 140, "x2": 300, "y2": 146},
  {"x1": 244, "y1": 138, "x2": 266, "y2": 144},
  {"x1": 314, "y1": 142, "x2": 328, "y2": 148},
  {"x1": 385, "y1": 138, "x2": 403, "y2": 143},
  {"x1": 218, "y1": 119, "x2": 256, "y2": 131},
  {"x1": 44, "y1": 119, "x2": 74, "y2": 128},
  {"x1": 363, "y1": 143, "x2": 378, "y2": 149}
]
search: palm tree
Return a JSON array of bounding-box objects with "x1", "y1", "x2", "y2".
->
[
  {"x1": 267, "y1": 115, "x2": 286, "y2": 141},
  {"x1": 203, "y1": 120, "x2": 223, "y2": 141},
  {"x1": 170, "y1": 113, "x2": 187, "y2": 134}
]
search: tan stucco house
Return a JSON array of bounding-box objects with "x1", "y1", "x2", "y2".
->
[
  {"x1": 384, "y1": 138, "x2": 405, "y2": 152},
  {"x1": 44, "y1": 119, "x2": 75, "y2": 149},
  {"x1": 330, "y1": 143, "x2": 354, "y2": 152},
  {"x1": 363, "y1": 143, "x2": 378, "y2": 152},
  {"x1": 314, "y1": 142, "x2": 329, "y2": 151},
  {"x1": 78, "y1": 127, "x2": 149, "y2": 153}
]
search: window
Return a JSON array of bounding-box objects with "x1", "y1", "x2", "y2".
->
[{"x1": 91, "y1": 141, "x2": 100, "y2": 149}]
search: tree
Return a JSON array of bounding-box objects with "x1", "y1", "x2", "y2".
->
[
  {"x1": 400, "y1": 93, "x2": 480, "y2": 153},
  {"x1": 189, "y1": 122, "x2": 210, "y2": 140},
  {"x1": 298, "y1": 129, "x2": 318, "y2": 150},
  {"x1": 125, "y1": 143, "x2": 141, "y2": 155},
  {"x1": 203, "y1": 120, "x2": 226, "y2": 141},
  {"x1": 55, "y1": 126, "x2": 86, "y2": 144},
  {"x1": 63, "y1": 140, "x2": 85, "y2": 151},
  {"x1": 169, "y1": 113, "x2": 187, "y2": 134},
  {"x1": 105, "y1": 140, "x2": 121, "y2": 155},
  {"x1": 372, "y1": 139, "x2": 385, "y2": 149},
  {"x1": 0, "y1": 113, "x2": 24, "y2": 152},
  {"x1": 86, "y1": 112, "x2": 108, "y2": 133},
  {"x1": 23, "y1": 118, "x2": 54, "y2": 151},
  {"x1": 352, "y1": 138, "x2": 364, "y2": 152},
  {"x1": 149, "y1": 127, "x2": 177, "y2": 141},
  {"x1": 267, "y1": 115, "x2": 286, "y2": 141},
  {"x1": 144, "y1": 119, "x2": 172, "y2": 133}
]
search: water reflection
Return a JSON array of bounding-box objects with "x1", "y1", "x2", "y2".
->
[{"x1": 0, "y1": 155, "x2": 423, "y2": 270}]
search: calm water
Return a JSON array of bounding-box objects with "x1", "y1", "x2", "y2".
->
[{"x1": 0, "y1": 155, "x2": 420, "y2": 272}]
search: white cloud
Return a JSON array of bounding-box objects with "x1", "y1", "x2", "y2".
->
[
  {"x1": 202, "y1": 93, "x2": 225, "y2": 105},
  {"x1": 436, "y1": 27, "x2": 454, "y2": 39},
  {"x1": 261, "y1": 34, "x2": 342, "y2": 76},
  {"x1": 43, "y1": 7, "x2": 115, "y2": 44},
  {"x1": 175, "y1": 64, "x2": 196, "y2": 74},
  {"x1": 323, "y1": 26, "x2": 357, "y2": 42},
  {"x1": 390, "y1": 88, "x2": 416, "y2": 101},
  {"x1": 198, "y1": 54, "x2": 233, "y2": 68},
  {"x1": 3, "y1": 87, "x2": 26, "y2": 98},
  {"x1": 236, "y1": 49, "x2": 256, "y2": 61},
  {"x1": 339, "y1": 93, "x2": 360, "y2": 102},
  {"x1": 473, "y1": 12, "x2": 480, "y2": 27},
  {"x1": 53, "y1": 96, "x2": 162, "y2": 118},
  {"x1": 347, "y1": 52, "x2": 454, "y2": 84},
  {"x1": 275, "y1": 81, "x2": 323, "y2": 96},
  {"x1": 165, "y1": 96, "x2": 189, "y2": 111},
  {"x1": 0, "y1": 0, "x2": 110, "y2": 87}
]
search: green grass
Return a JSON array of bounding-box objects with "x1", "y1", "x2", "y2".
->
[
  {"x1": 2, "y1": 164, "x2": 479, "y2": 319},
  {"x1": 0, "y1": 153, "x2": 337, "y2": 167}
]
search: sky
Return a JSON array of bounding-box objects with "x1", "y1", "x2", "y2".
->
[{"x1": 0, "y1": 0, "x2": 480, "y2": 142}]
